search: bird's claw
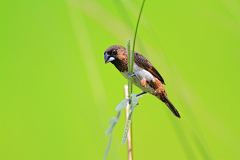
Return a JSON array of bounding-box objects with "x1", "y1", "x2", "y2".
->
[
  {"x1": 127, "y1": 72, "x2": 136, "y2": 78},
  {"x1": 127, "y1": 71, "x2": 144, "y2": 87},
  {"x1": 128, "y1": 99, "x2": 139, "y2": 106},
  {"x1": 136, "y1": 92, "x2": 147, "y2": 97}
]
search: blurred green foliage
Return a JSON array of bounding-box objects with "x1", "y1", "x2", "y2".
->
[{"x1": 0, "y1": 0, "x2": 240, "y2": 159}]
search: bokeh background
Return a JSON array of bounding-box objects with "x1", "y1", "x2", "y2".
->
[{"x1": 0, "y1": 0, "x2": 240, "y2": 159}]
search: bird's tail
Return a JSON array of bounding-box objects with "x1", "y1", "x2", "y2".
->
[{"x1": 163, "y1": 95, "x2": 181, "y2": 118}]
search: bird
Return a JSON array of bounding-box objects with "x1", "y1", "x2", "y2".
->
[{"x1": 104, "y1": 45, "x2": 180, "y2": 118}]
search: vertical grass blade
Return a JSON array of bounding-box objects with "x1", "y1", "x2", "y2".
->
[{"x1": 132, "y1": 0, "x2": 145, "y2": 58}]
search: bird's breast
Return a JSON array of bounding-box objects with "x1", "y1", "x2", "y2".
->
[
  {"x1": 120, "y1": 64, "x2": 156, "y2": 94},
  {"x1": 133, "y1": 63, "x2": 155, "y2": 82}
]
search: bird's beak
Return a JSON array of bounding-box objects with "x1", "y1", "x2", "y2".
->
[{"x1": 104, "y1": 53, "x2": 115, "y2": 64}]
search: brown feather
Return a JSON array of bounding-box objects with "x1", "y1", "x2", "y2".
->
[
  {"x1": 148, "y1": 77, "x2": 180, "y2": 118},
  {"x1": 140, "y1": 79, "x2": 147, "y2": 87},
  {"x1": 105, "y1": 45, "x2": 165, "y2": 85},
  {"x1": 134, "y1": 52, "x2": 165, "y2": 85},
  {"x1": 105, "y1": 45, "x2": 128, "y2": 72},
  {"x1": 104, "y1": 45, "x2": 180, "y2": 118}
]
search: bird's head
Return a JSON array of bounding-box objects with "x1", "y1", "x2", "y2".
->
[{"x1": 104, "y1": 45, "x2": 127, "y2": 64}]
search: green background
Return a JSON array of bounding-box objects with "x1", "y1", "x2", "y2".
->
[{"x1": 0, "y1": 0, "x2": 240, "y2": 159}]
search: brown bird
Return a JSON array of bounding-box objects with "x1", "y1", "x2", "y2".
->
[{"x1": 104, "y1": 45, "x2": 180, "y2": 118}]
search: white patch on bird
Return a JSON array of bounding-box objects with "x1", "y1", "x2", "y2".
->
[
  {"x1": 133, "y1": 63, "x2": 155, "y2": 82},
  {"x1": 120, "y1": 63, "x2": 155, "y2": 94}
]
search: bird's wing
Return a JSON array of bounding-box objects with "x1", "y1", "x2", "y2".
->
[{"x1": 134, "y1": 52, "x2": 165, "y2": 85}]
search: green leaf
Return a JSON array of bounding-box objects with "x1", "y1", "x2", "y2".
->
[
  {"x1": 105, "y1": 126, "x2": 114, "y2": 135},
  {"x1": 115, "y1": 99, "x2": 128, "y2": 111},
  {"x1": 109, "y1": 117, "x2": 118, "y2": 124},
  {"x1": 103, "y1": 133, "x2": 112, "y2": 160}
]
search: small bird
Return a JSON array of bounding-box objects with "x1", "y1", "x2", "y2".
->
[{"x1": 104, "y1": 45, "x2": 180, "y2": 118}]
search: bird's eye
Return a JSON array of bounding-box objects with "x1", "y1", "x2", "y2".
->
[{"x1": 112, "y1": 49, "x2": 117, "y2": 55}]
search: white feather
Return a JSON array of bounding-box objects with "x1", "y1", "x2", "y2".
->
[
  {"x1": 120, "y1": 63, "x2": 155, "y2": 94},
  {"x1": 133, "y1": 63, "x2": 155, "y2": 82}
]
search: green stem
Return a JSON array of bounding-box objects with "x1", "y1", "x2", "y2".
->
[
  {"x1": 131, "y1": 0, "x2": 145, "y2": 65},
  {"x1": 126, "y1": 40, "x2": 132, "y2": 98}
]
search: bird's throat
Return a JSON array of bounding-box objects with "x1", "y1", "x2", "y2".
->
[{"x1": 111, "y1": 59, "x2": 128, "y2": 72}]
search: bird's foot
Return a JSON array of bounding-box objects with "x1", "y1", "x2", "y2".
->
[
  {"x1": 128, "y1": 99, "x2": 139, "y2": 106},
  {"x1": 127, "y1": 71, "x2": 137, "y2": 78},
  {"x1": 127, "y1": 71, "x2": 144, "y2": 87},
  {"x1": 136, "y1": 92, "x2": 147, "y2": 97},
  {"x1": 128, "y1": 92, "x2": 146, "y2": 106}
]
